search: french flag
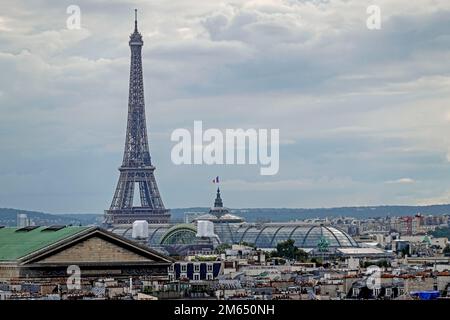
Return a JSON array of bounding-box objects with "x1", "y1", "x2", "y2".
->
[{"x1": 212, "y1": 176, "x2": 219, "y2": 183}]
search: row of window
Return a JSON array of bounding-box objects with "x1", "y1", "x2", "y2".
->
[
  {"x1": 168, "y1": 273, "x2": 214, "y2": 281},
  {"x1": 169, "y1": 263, "x2": 214, "y2": 273},
  {"x1": 352, "y1": 287, "x2": 403, "y2": 297}
]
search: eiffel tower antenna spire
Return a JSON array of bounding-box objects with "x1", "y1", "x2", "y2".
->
[{"x1": 105, "y1": 11, "x2": 170, "y2": 225}]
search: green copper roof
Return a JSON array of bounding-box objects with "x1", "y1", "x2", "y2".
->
[
  {"x1": 0, "y1": 226, "x2": 89, "y2": 261},
  {"x1": 422, "y1": 235, "x2": 431, "y2": 244}
]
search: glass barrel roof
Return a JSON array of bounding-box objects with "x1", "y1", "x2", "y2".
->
[
  {"x1": 213, "y1": 224, "x2": 358, "y2": 248},
  {"x1": 118, "y1": 223, "x2": 358, "y2": 249}
]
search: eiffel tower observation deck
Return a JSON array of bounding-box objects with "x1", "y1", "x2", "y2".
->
[{"x1": 105, "y1": 10, "x2": 170, "y2": 225}]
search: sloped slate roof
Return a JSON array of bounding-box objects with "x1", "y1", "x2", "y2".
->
[{"x1": 0, "y1": 226, "x2": 90, "y2": 261}]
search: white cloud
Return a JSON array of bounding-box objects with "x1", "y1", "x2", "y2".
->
[
  {"x1": 0, "y1": 16, "x2": 12, "y2": 31},
  {"x1": 417, "y1": 190, "x2": 450, "y2": 206},
  {"x1": 223, "y1": 176, "x2": 360, "y2": 191},
  {"x1": 385, "y1": 178, "x2": 416, "y2": 185}
]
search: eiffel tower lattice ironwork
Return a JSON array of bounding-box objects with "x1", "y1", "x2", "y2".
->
[{"x1": 104, "y1": 10, "x2": 170, "y2": 225}]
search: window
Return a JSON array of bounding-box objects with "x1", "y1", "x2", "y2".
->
[
  {"x1": 373, "y1": 288, "x2": 380, "y2": 297},
  {"x1": 193, "y1": 273, "x2": 200, "y2": 281},
  {"x1": 181, "y1": 264, "x2": 187, "y2": 272},
  {"x1": 386, "y1": 288, "x2": 392, "y2": 297},
  {"x1": 168, "y1": 274, "x2": 174, "y2": 281},
  {"x1": 194, "y1": 264, "x2": 200, "y2": 272},
  {"x1": 180, "y1": 273, "x2": 187, "y2": 279},
  {"x1": 206, "y1": 273, "x2": 213, "y2": 280},
  {"x1": 169, "y1": 265, "x2": 174, "y2": 272},
  {"x1": 207, "y1": 264, "x2": 213, "y2": 272}
]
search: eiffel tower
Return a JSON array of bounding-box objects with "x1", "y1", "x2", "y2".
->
[{"x1": 105, "y1": 10, "x2": 170, "y2": 225}]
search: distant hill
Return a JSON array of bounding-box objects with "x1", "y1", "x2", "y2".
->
[
  {"x1": 170, "y1": 204, "x2": 450, "y2": 222},
  {"x1": 2, "y1": 204, "x2": 450, "y2": 226},
  {"x1": 0, "y1": 208, "x2": 102, "y2": 227}
]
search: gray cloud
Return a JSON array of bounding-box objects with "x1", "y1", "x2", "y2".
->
[{"x1": 0, "y1": 0, "x2": 450, "y2": 212}]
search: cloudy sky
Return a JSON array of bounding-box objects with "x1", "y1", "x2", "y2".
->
[{"x1": 1, "y1": 0, "x2": 450, "y2": 213}]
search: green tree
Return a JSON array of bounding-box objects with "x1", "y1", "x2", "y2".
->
[
  {"x1": 310, "y1": 257, "x2": 323, "y2": 266},
  {"x1": 431, "y1": 227, "x2": 450, "y2": 239},
  {"x1": 444, "y1": 245, "x2": 450, "y2": 256},
  {"x1": 268, "y1": 250, "x2": 279, "y2": 258},
  {"x1": 276, "y1": 239, "x2": 308, "y2": 261},
  {"x1": 276, "y1": 239, "x2": 296, "y2": 259},
  {"x1": 239, "y1": 241, "x2": 256, "y2": 248},
  {"x1": 295, "y1": 248, "x2": 308, "y2": 261},
  {"x1": 215, "y1": 243, "x2": 231, "y2": 254},
  {"x1": 361, "y1": 259, "x2": 390, "y2": 268}
]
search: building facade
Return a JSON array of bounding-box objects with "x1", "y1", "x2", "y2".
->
[{"x1": 0, "y1": 226, "x2": 173, "y2": 282}]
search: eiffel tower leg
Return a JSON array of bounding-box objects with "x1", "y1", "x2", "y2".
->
[
  {"x1": 110, "y1": 171, "x2": 135, "y2": 210},
  {"x1": 139, "y1": 180, "x2": 153, "y2": 208},
  {"x1": 147, "y1": 173, "x2": 164, "y2": 209}
]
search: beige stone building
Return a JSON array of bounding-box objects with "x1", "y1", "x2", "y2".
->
[{"x1": 0, "y1": 226, "x2": 173, "y2": 282}]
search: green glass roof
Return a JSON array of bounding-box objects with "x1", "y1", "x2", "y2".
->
[{"x1": 0, "y1": 226, "x2": 89, "y2": 261}]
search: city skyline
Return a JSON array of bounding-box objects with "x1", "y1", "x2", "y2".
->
[{"x1": 1, "y1": 1, "x2": 450, "y2": 213}]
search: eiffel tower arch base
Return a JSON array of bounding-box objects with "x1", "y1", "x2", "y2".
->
[{"x1": 104, "y1": 209, "x2": 170, "y2": 225}]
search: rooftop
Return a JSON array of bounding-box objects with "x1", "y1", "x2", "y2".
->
[{"x1": 0, "y1": 226, "x2": 90, "y2": 261}]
